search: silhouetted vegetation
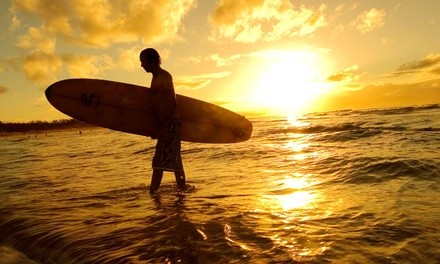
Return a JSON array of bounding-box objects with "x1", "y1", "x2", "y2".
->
[{"x1": 0, "y1": 119, "x2": 94, "y2": 133}]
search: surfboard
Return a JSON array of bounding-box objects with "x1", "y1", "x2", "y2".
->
[{"x1": 45, "y1": 78, "x2": 252, "y2": 143}]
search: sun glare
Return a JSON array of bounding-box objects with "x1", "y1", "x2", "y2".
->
[{"x1": 251, "y1": 49, "x2": 331, "y2": 114}]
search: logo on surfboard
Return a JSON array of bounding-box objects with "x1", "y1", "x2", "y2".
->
[{"x1": 80, "y1": 93, "x2": 100, "y2": 108}]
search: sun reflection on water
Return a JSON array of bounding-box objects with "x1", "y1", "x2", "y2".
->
[
  {"x1": 277, "y1": 190, "x2": 315, "y2": 211},
  {"x1": 263, "y1": 176, "x2": 319, "y2": 212},
  {"x1": 286, "y1": 114, "x2": 310, "y2": 128},
  {"x1": 281, "y1": 114, "x2": 318, "y2": 162},
  {"x1": 255, "y1": 113, "x2": 330, "y2": 260},
  {"x1": 256, "y1": 174, "x2": 327, "y2": 261}
]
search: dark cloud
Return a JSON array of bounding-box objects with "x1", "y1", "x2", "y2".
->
[
  {"x1": 397, "y1": 53, "x2": 440, "y2": 71},
  {"x1": 327, "y1": 72, "x2": 352, "y2": 82},
  {"x1": 326, "y1": 65, "x2": 359, "y2": 82}
]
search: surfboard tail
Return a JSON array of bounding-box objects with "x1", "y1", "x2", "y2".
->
[{"x1": 238, "y1": 118, "x2": 253, "y2": 141}]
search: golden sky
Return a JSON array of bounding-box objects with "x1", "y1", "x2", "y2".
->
[{"x1": 0, "y1": 0, "x2": 439, "y2": 121}]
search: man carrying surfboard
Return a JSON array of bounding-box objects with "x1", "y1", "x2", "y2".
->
[{"x1": 140, "y1": 48, "x2": 186, "y2": 195}]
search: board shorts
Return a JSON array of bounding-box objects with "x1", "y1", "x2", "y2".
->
[{"x1": 152, "y1": 118, "x2": 184, "y2": 172}]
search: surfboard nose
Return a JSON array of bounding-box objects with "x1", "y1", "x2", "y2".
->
[{"x1": 45, "y1": 85, "x2": 52, "y2": 101}]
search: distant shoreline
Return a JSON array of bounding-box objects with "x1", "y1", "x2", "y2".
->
[{"x1": 0, "y1": 119, "x2": 95, "y2": 134}]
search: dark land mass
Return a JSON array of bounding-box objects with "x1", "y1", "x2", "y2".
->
[{"x1": 0, "y1": 119, "x2": 95, "y2": 133}]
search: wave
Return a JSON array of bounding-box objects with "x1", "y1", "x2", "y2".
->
[
  {"x1": 0, "y1": 214, "x2": 143, "y2": 263},
  {"x1": 336, "y1": 158, "x2": 440, "y2": 184},
  {"x1": 270, "y1": 123, "x2": 367, "y2": 134},
  {"x1": 264, "y1": 123, "x2": 392, "y2": 142},
  {"x1": 318, "y1": 104, "x2": 440, "y2": 117},
  {"x1": 414, "y1": 127, "x2": 440, "y2": 132},
  {"x1": 0, "y1": 215, "x2": 77, "y2": 263},
  {"x1": 0, "y1": 244, "x2": 37, "y2": 264},
  {"x1": 264, "y1": 122, "x2": 439, "y2": 142}
]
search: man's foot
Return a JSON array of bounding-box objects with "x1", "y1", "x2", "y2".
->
[{"x1": 177, "y1": 184, "x2": 195, "y2": 193}]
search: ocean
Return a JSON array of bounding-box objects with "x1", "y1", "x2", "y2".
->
[{"x1": 1, "y1": 105, "x2": 439, "y2": 263}]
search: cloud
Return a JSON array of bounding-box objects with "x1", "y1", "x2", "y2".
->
[
  {"x1": 116, "y1": 47, "x2": 142, "y2": 71},
  {"x1": 10, "y1": 52, "x2": 115, "y2": 85},
  {"x1": 175, "y1": 55, "x2": 203, "y2": 66},
  {"x1": 0, "y1": 85, "x2": 7, "y2": 94},
  {"x1": 335, "y1": 4, "x2": 345, "y2": 15},
  {"x1": 209, "y1": 0, "x2": 327, "y2": 43},
  {"x1": 353, "y1": 8, "x2": 386, "y2": 33},
  {"x1": 330, "y1": 24, "x2": 347, "y2": 38},
  {"x1": 22, "y1": 53, "x2": 63, "y2": 84},
  {"x1": 174, "y1": 72, "x2": 230, "y2": 90},
  {"x1": 320, "y1": 78, "x2": 440, "y2": 111},
  {"x1": 396, "y1": 53, "x2": 440, "y2": 73},
  {"x1": 8, "y1": 0, "x2": 195, "y2": 85},
  {"x1": 62, "y1": 54, "x2": 114, "y2": 78},
  {"x1": 432, "y1": 67, "x2": 440, "y2": 75},
  {"x1": 391, "y1": 53, "x2": 440, "y2": 79},
  {"x1": 321, "y1": 54, "x2": 440, "y2": 111},
  {"x1": 327, "y1": 65, "x2": 360, "y2": 82},
  {"x1": 209, "y1": 53, "x2": 247, "y2": 67},
  {"x1": 10, "y1": 0, "x2": 196, "y2": 48},
  {"x1": 330, "y1": 7, "x2": 385, "y2": 37},
  {"x1": 0, "y1": 56, "x2": 22, "y2": 73},
  {"x1": 17, "y1": 27, "x2": 56, "y2": 54},
  {"x1": 9, "y1": 15, "x2": 21, "y2": 32}
]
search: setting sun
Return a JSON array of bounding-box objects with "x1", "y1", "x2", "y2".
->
[{"x1": 251, "y1": 50, "x2": 332, "y2": 114}]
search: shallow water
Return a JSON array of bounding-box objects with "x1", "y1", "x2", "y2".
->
[{"x1": 1, "y1": 105, "x2": 440, "y2": 263}]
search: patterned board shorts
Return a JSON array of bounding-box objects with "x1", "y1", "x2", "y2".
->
[{"x1": 152, "y1": 118, "x2": 184, "y2": 172}]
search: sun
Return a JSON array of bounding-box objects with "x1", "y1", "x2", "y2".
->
[{"x1": 251, "y1": 49, "x2": 331, "y2": 114}]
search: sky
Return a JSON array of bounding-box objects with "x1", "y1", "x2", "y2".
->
[{"x1": 0, "y1": 0, "x2": 439, "y2": 122}]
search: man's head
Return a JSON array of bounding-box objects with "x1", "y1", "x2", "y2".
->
[{"x1": 140, "y1": 48, "x2": 161, "y2": 73}]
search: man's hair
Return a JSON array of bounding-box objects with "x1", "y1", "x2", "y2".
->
[{"x1": 140, "y1": 48, "x2": 161, "y2": 65}]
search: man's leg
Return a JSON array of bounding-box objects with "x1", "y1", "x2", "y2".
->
[
  {"x1": 174, "y1": 170, "x2": 186, "y2": 191},
  {"x1": 150, "y1": 169, "x2": 163, "y2": 195}
]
